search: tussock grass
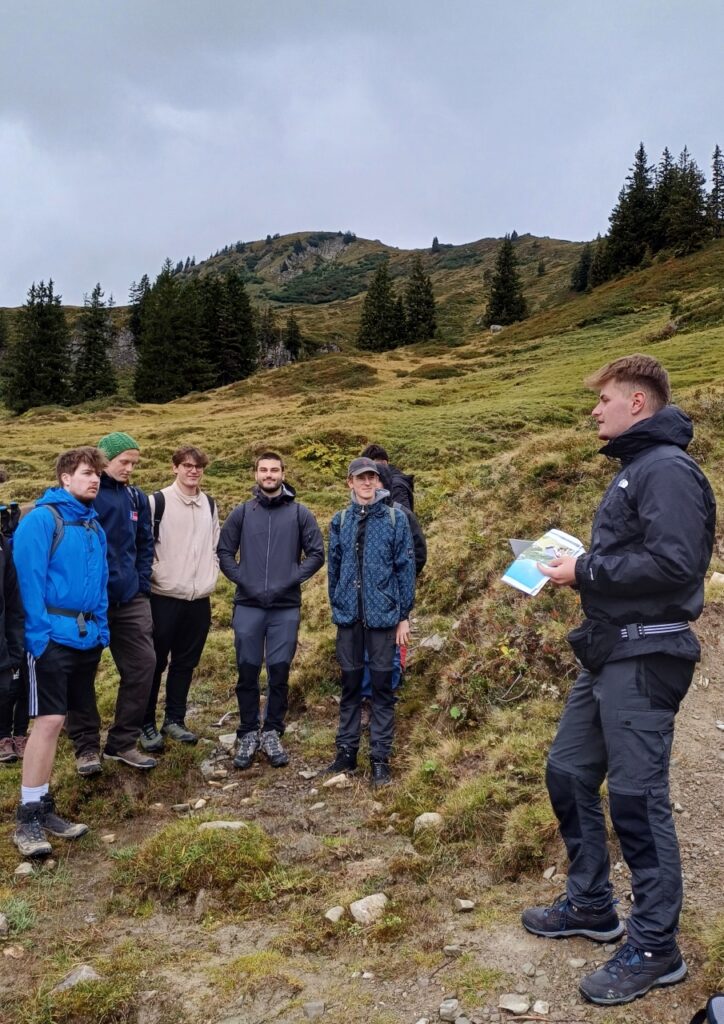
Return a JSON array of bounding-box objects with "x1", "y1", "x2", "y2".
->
[
  {"x1": 704, "y1": 914, "x2": 724, "y2": 989},
  {"x1": 114, "y1": 816, "x2": 275, "y2": 898},
  {"x1": 210, "y1": 949, "x2": 304, "y2": 998}
]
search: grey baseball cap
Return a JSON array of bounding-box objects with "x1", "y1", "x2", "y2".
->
[{"x1": 347, "y1": 457, "x2": 381, "y2": 478}]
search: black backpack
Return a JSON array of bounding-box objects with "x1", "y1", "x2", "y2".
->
[{"x1": 151, "y1": 490, "x2": 216, "y2": 542}]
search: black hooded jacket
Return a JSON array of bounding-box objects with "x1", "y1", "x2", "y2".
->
[
  {"x1": 0, "y1": 537, "x2": 24, "y2": 674},
  {"x1": 376, "y1": 464, "x2": 427, "y2": 575},
  {"x1": 574, "y1": 405, "x2": 716, "y2": 660},
  {"x1": 218, "y1": 483, "x2": 324, "y2": 609}
]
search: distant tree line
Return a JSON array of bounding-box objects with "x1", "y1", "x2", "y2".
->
[
  {"x1": 357, "y1": 255, "x2": 437, "y2": 351},
  {"x1": 571, "y1": 142, "x2": 724, "y2": 292}
]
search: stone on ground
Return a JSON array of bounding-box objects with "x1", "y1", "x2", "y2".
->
[
  {"x1": 14, "y1": 862, "x2": 34, "y2": 878},
  {"x1": 0, "y1": 914, "x2": 8, "y2": 937},
  {"x1": 218, "y1": 733, "x2": 237, "y2": 752},
  {"x1": 52, "y1": 965, "x2": 102, "y2": 992},
  {"x1": 302, "y1": 1000, "x2": 325, "y2": 1019},
  {"x1": 349, "y1": 892, "x2": 388, "y2": 924},
  {"x1": 414, "y1": 811, "x2": 444, "y2": 834},
  {"x1": 322, "y1": 772, "x2": 353, "y2": 789},
  {"x1": 532, "y1": 999, "x2": 550, "y2": 1015},
  {"x1": 454, "y1": 898, "x2": 475, "y2": 911},
  {"x1": 498, "y1": 993, "x2": 531, "y2": 1014},
  {"x1": 197, "y1": 820, "x2": 248, "y2": 831},
  {"x1": 324, "y1": 906, "x2": 344, "y2": 923},
  {"x1": 438, "y1": 997, "x2": 460, "y2": 1021}
]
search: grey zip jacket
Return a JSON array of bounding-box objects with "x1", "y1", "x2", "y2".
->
[{"x1": 218, "y1": 483, "x2": 324, "y2": 608}]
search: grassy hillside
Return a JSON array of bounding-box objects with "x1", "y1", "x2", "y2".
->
[{"x1": 1, "y1": 242, "x2": 724, "y2": 1022}]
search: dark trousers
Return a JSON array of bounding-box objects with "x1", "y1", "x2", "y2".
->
[
  {"x1": 0, "y1": 664, "x2": 29, "y2": 737},
  {"x1": 67, "y1": 593, "x2": 156, "y2": 755},
  {"x1": 546, "y1": 653, "x2": 693, "y2": 953},
  {"x1": 335, "y1": 622, "x2": 396, "y2": 760},
  {"x1": 232, "y1": 605, "x2": 300, "y2": 736},
  {"x1": 144, "y1": 594, "x2": 211, "y2": 726}
]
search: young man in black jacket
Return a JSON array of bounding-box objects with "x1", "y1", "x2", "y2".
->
[
  {"x1": 522, "y1": 355, "x2": 716, "y2": 1007},
  {"x1": 0, "y1": 527, "x2": 24, "y2": 763},
  {"x1": 218, "y1": 452, "x2": 324, "y2": 770}
]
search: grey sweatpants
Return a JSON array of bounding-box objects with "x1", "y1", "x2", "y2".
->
[
  {"x1": 232, "y1": 605, "x2": 300, "y2": 736},
  {"x1": 546, "y1": 653, "x2": 694, "y2": 953}
]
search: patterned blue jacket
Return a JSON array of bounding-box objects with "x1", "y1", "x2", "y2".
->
[{"x1": 328, "y1": 494, "x2": 416, "y2": 628}]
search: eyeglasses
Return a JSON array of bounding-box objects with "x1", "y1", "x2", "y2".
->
[{"x1": 180, "y1": 463, "x2": 203, "y2": 472}]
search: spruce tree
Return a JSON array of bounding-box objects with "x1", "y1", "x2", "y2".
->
[
  {"x1": 606, "y1": 143, "x2": 655, "y2": 275},
  {"x1": 0, "y1": 308, "x2": 9, "y2": 359},
  {"x1": 284, "y1": 311, "x2": 302, "y2": 359},
  {"x1": 570, "y1": 244, "x2": 592, "y2": 291},
  {"x1": 217, "y1": 273, "x2": 257, "y2": 384},
  {"x1": 665, "y1": 147, "x2": 708, "y2": 255},
  {"x1": 1, "y1": 280, "x2": 71, "y2": 413},
  {"x1": 134, "y1": 260, "x2": 194, "y2": 403},
  {"x1": 392, "y1": 296, "x2": 408, "y2": 346},
  {"x1": 484, "y1": 235, "x2": 528, "y2": 326},
  {"x1": 431, "y1": 236, "x2": 440, "y2": 253},
  {"x1": 404, "y1": 255, "x2": 437, "y2": 342},
  {"x1": 72, "y1": 283, "x2": 118, "y2": 402},
  {"x1": 651, "y1": 147, "x2": 677, "y2": 252},
  {"x1": 357, "y1": 259, "x2": 398, "y2": 351},
  {"x1": 257, "y1": 305, "x2": 278, "y2": 359},
  {"x1": 708, "y1": 144, "x2": 724, "y2": 238},
  {"x1": 588, "y1": 234, "x2": 610, "y2": 288},
  {"x1": 128, "y1": 274, "x2": 151, "y2": 348}
]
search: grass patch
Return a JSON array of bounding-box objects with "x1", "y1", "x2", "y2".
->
[
  {"x1": 210, "y1": 950, "x2": 304, "y2": 998},
  {"x1": 0, "y1": 894, "x2": 36, "y2": 934},
  {"x1": 704, "y1": 914, "x2": 724, "y2": 989},
  {"x1": 449, "y1": 959, "x2": 506, "y2": 1001}
]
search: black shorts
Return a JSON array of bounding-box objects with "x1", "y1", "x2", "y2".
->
[{"x1": 27, "y1": 641, "x2": 102, "y2": 718}]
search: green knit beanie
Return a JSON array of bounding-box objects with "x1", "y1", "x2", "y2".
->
[{"x1": 97, "y1": 431, "x2": 140, "y2": 461}]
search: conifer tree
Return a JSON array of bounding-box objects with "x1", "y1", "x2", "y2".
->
[
  {"x1": 708, "y1": 144, "x2": 724, "y2": 238},
  {"x1": 588, "y1": 234, "x2": 610, "y2": 288},
  {"x1": 128, "y1": 274, "x2": 151, "y2": 348},
  {"x1": 431, "y1": 236, "x2": 440, "y2": 253},
  {"x1": 392, "y1": 296, "x2": 408, "y2": 346},
  {"x1": 571, "y1": 244, "x2": 592, "y2": 291},
  {"x1": 404, "y1": 255, "x2": 436, "y2": 342},
  {"x1": 134, "y1": 260, "x2": 194, "y2": 403},
  {"x1": 651, "y1": 147, "x2": 677, "y2": 252},
  {"x1": 257, "y1": 305, "x2": 279, "y2": 358},
  {"x1": 484, "y1": 235, "x2": 528, "y2": 326},
  {"x1": 357, "y1": 259, "x2": 398, "y2": 351},
  {"x1": 0, "y1": 308, "x2": 9, "y2": 359},
  {"x1": 284, "y1": 312, "x2": 302, "y2": 359},
  {"x1": 1, "y1": 280, "x2": 71, "y2": 414},
  {"x1": 606, "y1": 143, "x2": 655, "y2": 274},
  {"x1": 72, "y1": 283, "x2": 117, "y2": 402},
  {"x1": 665, "y1": 147, "x2": 707, "y2": 255},
  {"x1": 217, "y1": 273, "x2": 257, "y2": 384}
]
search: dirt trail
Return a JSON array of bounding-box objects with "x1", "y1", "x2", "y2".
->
[{"x1": 2, "y1": 609, "x2": 722, "y2": 1024}]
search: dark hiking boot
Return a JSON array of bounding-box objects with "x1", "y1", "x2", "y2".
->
[
  {"x1": 259, "y1": 730, "x2": 289, "y2": 767},
  {"x1": 522, "y1": 894, "x2": 624, "y2": 942},
  {"x1": 103, "y1": 748, "x2": 157, "y2": 770},
  {"x1": 323, "y1": 746, "x2": 358, "y2": 774},
  {"x1": 370, "y1": 758, "x2": 392, "y2": 788},
  {"x1": 162, "y1": 720, "x2": 198, "y2": 745},
  {"x1": 579, "y1": 942, "x2": 687, "y2": 1005},
  {"x1": 13, "y1": 802, "x2": 52, "y2": 858},
  {"x1": 140, "y1": 723, "x2": 165, "y2": 753},
  {"x1": 0, "y1": 736, "x2": 17, "y2": 763},
  {"x1": 39, "y1": 794, "x2": 88, "y2": 839},
  {"x1": 233, "y1": 731, "x2": 260, "y2": 770},
  {"x1": 76, "y1": 751, "x2": 102, "y2": 777}
]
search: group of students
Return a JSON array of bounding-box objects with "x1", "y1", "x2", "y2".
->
[{"x1": 0, "y1": 434, "x2": 424, "y2": 859}]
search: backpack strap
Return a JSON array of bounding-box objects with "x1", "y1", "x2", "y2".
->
[
  {"x1": 340, "y1": 505, "x2": 394, "y2": 528},
  {"x1": 45, "y1": 505, "x2": 99, "y2": 560},
  {"x1": 152, "y1": 491, "x2": 165, "y2": 542},
  {"x1": 207, "y1": 493, "x2": 216, "y2": 518}
]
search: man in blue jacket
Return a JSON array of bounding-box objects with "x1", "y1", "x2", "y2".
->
[
  {"x1": 326, "y1": 457, "x2": 416, "y2": 786},
  {"x1": 66, "y1": 431, "x2": 157, "y2": 772},
  {"x1": 12, "y1": 447, "x2": 109, "y2": 857},
  {"x1": 522, "y1": 355, "x2": 716, "y2": 1006},
  {"x1": 218, "y1": 452, "x2": 324, "y2": 770}
]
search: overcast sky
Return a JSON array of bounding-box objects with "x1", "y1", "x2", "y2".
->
[{"x1": 1, "y1": 0, "x2": 722, "y2": 306}]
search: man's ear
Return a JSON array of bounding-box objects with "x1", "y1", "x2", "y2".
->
[{"x1": 631, "y1": 389, "x2": 647, "y2": 414}]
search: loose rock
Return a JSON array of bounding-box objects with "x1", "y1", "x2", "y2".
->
[
  {"x1": 193, "y1": 798, "x2": 207, "y2": 810},
  {"x1": 172, "y1": 803, "x2": 190, "y2": 813},
  {"x1": 444, "y1": 944, "x2": 464, "y2": 957},
  {"x1": 52, "y1": 965, "x2": 102, "y2": 992},
  {"x1": 309, "y1": 802, "x2": 326, "y2": 811},
  {"x1": 101, "y1": 833, "x2": 116, "y2": 844},
  {"x1": 299, "y1": 769, "x2": 318, "y2": 779},
  {"x1": 0, "y1": 914, "x2": 8, "y2": 937},
  {"x1": 322, "y1": 772, "x2": 353, "y2": 789},
  {"x1": 542, "y1": 865, "x2": 556, "y2": 879},
  {"x1": 532, "y1": 1000, "x2": 550, "y2": 1015},
  {"x1": 197, "y1": 820, "x2": 248, "y2": 832},
  {"x1": 349, "y1": 892, "x2": 388, "y2": 924},
  {"x1": 222, "y1": 782, "x2": 239, "y2": 791},
  {"x1": 14, "y1": 862, "x2": 34, "y2": 878},
  {"x1": 498, "y1": 994, "x2": 530, "y2": 1014},
  {"x1": 568, "y1": 957, "x2": 587, "y2": 968},
  {"x1": 420, "y1": 633, "x2": 446, "y2": 652},
  {"x1": 521, "y1": 962, "x2": 536, "y2": 977},
  {"x1": 325, "y1": 906, "x2": 344, "y2": 923},
  {"x1": 218, "y1": 733, "x2": 237, "y2": 753},
  {"x1": 439, "y1": 998, "x2": 460, "y2": 1021},
  {"x1": 414, "y1": 812, "x2": 444, "y2": 834},
  {"x1": 302, "y1": 1001, "x2": 325, "y2": 1020},
  {"x1": 454, "y1": 898, "x2": 475, "y2": 912},
  {"x1": 3, "y1": 945, "x2": 24, "y2": 959}
]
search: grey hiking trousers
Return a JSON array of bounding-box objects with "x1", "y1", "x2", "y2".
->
[
  {"x1": 546, "y1": 653, "x2": 694, "y2": 953},
  {"x1": 335, "y1": 622, "x2": 396, "y2": 760}
]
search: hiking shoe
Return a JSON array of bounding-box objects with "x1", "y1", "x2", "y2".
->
[
  {"x1": 259, "y1": 729, "x2": 289, "y2": 768},
  {"x1": 103, "y1": 747, "x2": 157, "y2": 770},
  {"x1": 139, "y1": 723, "x2": 165, "y2": 753},
  {"x1": 13, "y1": 802, "x2": 52, "y2": 858},
  {"x1": 13, "y1": 735, "x2": 28, "y2": 758},
  {"x1": 39, "y1": 794, "x2": 88, "y2": 839},
  {"x1": 360, "y1": 697, "x2": 372, "y2": 732},
  {"x1": 162, "y1": 720, "x2": 198, "y2": 744},
  {"x1": 522, "y1": 894, "x2": 624, "y2": 942},
  {"x1": 233, "y1": 731, "x2": 260, "y2": 770},
  {"x1": 0, "y1": 736, "x2": 17, "y2": 763},
  {"x1": 76, "y1": 751, "x2": 102, "y2": 777},
  {"x1": 323, "y1": 746, "x2": 358, "y2": 774},
  {"x1": 579, "y1": 942, "x2": 687, "y2": 1005},
  {"x1": 370, "y1": 758, "x2": 392, "y2": 788}
]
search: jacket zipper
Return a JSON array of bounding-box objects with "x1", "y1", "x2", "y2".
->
[
  {"x1": 358, "y1": 506, "x2": 367, "y2": 627},
  {"x1": 264, "y1": 509, "x2": 271, "y2": 601}
]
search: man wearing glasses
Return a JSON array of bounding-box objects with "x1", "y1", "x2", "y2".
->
[{"x1": 139, "y1": 446, "x2": 220, "y2": 751}]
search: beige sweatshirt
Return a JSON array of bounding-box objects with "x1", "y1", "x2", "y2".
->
[{"x1": 149, "y1": 482, "x2": 220, "y2": 600}]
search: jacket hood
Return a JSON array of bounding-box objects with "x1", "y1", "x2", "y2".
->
[
  {"x1": 36, "y1": 487, "x2": 99, "y2": 520},
  {"x1": 600, "y1": 405, "x2": 693, "y2": 463},
  {"x1": 252, "y1": 482, "x2": 296, "y2": 506},
  {"x1": 350, "y1": 489, "x2": 391, "y2": 510}
]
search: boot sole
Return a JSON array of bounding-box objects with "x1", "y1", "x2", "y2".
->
[
  {"x1": 43, "y1": 823, "x2": 89, "y2": 839},
  {"x1": 579, "y1": 959, "x2": 687, "y2": 1005},
  {"x1": 523, "y1": 920, "x2": 625, "y2": 942},
  {"x1": 103, "y1": 752, "x2": 156, "y2": 770},
  {"x1": 13, "y1": 837, "x2": 52, "y2": 858},
  {"x1": 76, "y1": 764, "x2": 102, "y2": 777}
]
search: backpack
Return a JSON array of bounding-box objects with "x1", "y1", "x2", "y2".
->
[
  {"x1": 43, "y1": 504, "x2": 100, "y2": 559},
  {"x1": 152, "y1": 490, "x2": 216, "y2": 542}
]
